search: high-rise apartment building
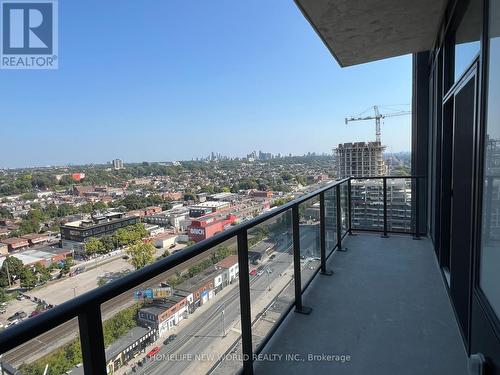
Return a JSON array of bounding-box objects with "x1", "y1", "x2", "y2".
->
[
  {"x1": 112, "y1": 159, "x2": 124, "y2": 170},
  {"x1": 335, "y1": 141, "x2": 387, "y2": 178}
]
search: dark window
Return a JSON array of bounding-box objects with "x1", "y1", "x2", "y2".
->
[{"x1": 480, "y1": 0, "x2": 500, "y2": 319}]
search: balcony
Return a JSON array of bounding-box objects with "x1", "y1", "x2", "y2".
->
[
  {"x1": 253, "y1": 233, "x2": 469, "y2": 375},
  {"x1": 0, "y1": 177, "x2": 468, "y2": 375}
]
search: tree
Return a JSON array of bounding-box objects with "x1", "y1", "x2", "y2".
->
[
  {"x1": 60, "y1": 257, "x2": 74, "y2": 276},
  {"x1": 0, "y1": 206, "x2": 13, "y2": 219},
  {"x1": 159, "y1": 249, "x2": 171, "y2": 259},
  {"x1": 0, "y1": 256, "x2": 24, "y2": 287},
  {"x1": 34, "y1": 263, "x2": 51, "y2": 284},
  {"x1": 20, "y1": 267, "x2": 37, "y2": 289},
  {"x1": 93, "y1": 201, "x2": 107, "y2": 211},
  {"x1": 85, "y1": 238, "x2": 103, "y2": 256},
  {"x1": 125, "y1": 241, "x2": 155, "y2": 270},
  {"x1": 0, "y1": 287, "x2": 8, "y2": 303}
]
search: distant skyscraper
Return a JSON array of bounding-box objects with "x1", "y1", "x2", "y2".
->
[
  {"x1": 334, "y1": 141, "x2": 387, "y2": 178},
  {"x1": 112, "y1": 159, "x2": 124, "y2": 170}
]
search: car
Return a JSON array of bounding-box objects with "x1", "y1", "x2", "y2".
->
[
  {"x1": 257, "y1": 270, "x2": 264, "y2": 277},
  {"x1": 269, "y1": 254, "x2": 276, "y2": 260},
  {"x1": 312, "y1": 257, "x2": 321, "y2": 261},
  {"x1": 266, "y1": 268, "x2": 273, "y2": 274},
  {"x1": 16, "y1": 295, "x2": 25, "y2": 301},
  {"x1": 163, "y1": 334, "x2": 177, "y2": 345},
  {"x1": 7, "y1": 319, "x2": 20, "y2": 327},
  {"x1": 0, "y1": 308, "x2": 6, "y2": 314},
  {"x1": 146, "y1": 346, "x2": 160, "y2": 358},
  {"x1": 169, "y1": 244, "x2": 176, "y2": 249},
  {"x1": 122, "y1": 255, "x2": 129, "y2": 260},
  {"x1": 249, "y1": 269, "x2": 257, "y2": 276},
  {"x1": 29, "y1": 310, "x2": 42, "y2": 318},
  {"x1": 8, "y1": 311, "x2": 26, "y2": 321}
]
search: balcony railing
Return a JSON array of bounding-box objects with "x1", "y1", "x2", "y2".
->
[{"x1": 0, "y1": 175, "x2": 422, "y2": 375}]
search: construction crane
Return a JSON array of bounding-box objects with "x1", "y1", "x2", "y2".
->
[{"x1": 345, "y1": 105, "x2": 411, "y2": 144}]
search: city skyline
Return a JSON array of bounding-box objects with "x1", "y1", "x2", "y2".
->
[{"x1": 0, "y1": 0, "x2": 411, "y2": 168}]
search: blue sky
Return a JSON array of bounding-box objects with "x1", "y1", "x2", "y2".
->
[{"x1": 0, "y1": 0, "x2": 412, "y2": 168}]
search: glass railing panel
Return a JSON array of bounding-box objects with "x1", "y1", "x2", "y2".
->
[
  {"x1": 1, "y1": 317, "x2": 85, "y2": 375},
  {"x1": 298, "y1": 197, "x2": 321, "y2": 290},
  {"x1": 351, "y1": 178, "x2": 384, "y2": 231},
  {"x1": 247, "y1": 209, "x2": 294, "y2": 354},
  {"x1": 98, "y1": 238, "x2": 241, "y2": 375},
  {"x1": 386, "y1": 178, "x2": 414, "y2": 233}
]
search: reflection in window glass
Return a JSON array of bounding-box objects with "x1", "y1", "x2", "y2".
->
[
  {"x1": 454, "y1": 0, "x2": 481, "y2": 81},
  {"x1": 480, "y1": 0, "x2": 500, "y2": 319}
]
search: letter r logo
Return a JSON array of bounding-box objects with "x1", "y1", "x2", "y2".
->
[{"x1": 2, "y1": 2, "x2": 53, "y2": 54}]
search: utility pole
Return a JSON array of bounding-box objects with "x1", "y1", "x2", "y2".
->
[
  {"x1": 266, "y1": 267, "x2": 271, "y2": 291},
  {"x1": 221, "y1": 300, "x2": 226, "y2": 338}
]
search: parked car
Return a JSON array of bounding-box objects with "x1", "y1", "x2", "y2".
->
[
  {"x1": 169, "y1": 244, "x2": 176, "y2": 249},
  {"x1": 257, "y1": 270, "x2": 264, "y2": 277},
  {"x1": 249, "y1": 269, "x2": 257, "y2": 276},
  {"x1": 269, "y1": 254, "x2": 276, "y2": 260},
  {"x1": 8, "y1": 311, "x2": 26, "y2": 321},
  {"x1": 16, "y1": 295, "x2": 25, "y2": 301},
  {"x1": 29, "y1": 310, "x2": 42, "y2": 318},
  {"x1": 7, "y1": 319, "x2": 20, "y2": 327},
  {"x1": 0, "y1": 308, "x2": 6, "y2": 314},
  {"x1": 146, "y1": 346, "x2": 160, "y2": 358},
  {"x1": 163, "y1": 334, "x2": 177, "y2": 345}
]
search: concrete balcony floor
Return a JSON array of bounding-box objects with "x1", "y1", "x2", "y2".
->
[{"x1": 254, "y1": 233, "x2": 469, "y2": 375}]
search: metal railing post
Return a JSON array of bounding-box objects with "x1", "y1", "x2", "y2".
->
[
  {"x1": 292, "y1": 205, "x2": 312, "y2": 314},
  {"x1": 320, "y1": 191, "x2": 333, "y2": 276},
  {"x1": 413, "y1": 177, "x2": 421, "y2": 240},
  {"x1": 78, "y1": 304, "x2": 106, "y2": 375},
  {"x1": 382, "y1": 177, "x2": 388, "y2": 238},
  {"x1": 348, "y1": 178, "x2": 353, "y2": 235},
  {"x1": 336, "y1": 184, "x2": 347, "y2": 251},
  {"x1": 237, "y1": 230, "x2": 254, "y2": 374}
]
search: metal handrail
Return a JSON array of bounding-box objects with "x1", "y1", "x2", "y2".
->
[{"x1": 0, "y1": 175, "x2": 422, "y2": 375}]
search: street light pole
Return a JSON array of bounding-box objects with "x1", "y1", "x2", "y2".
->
[{"x1": 266, "y1": 268, "x2": 271, "y2": 291}]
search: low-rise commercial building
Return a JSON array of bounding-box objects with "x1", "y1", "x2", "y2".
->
[
  {"x1": 138, "y1": 295, "x2": 189, "y2": 336},
  {"x1": 105, "y1": 326, "x2": 157, "y2": 374},
  {"x1": 187, "y1": 214, "x2": 237, "y2": 242},
  {"x1": 60, "y1": 213, "x2": 139, "y2": 253},
  {"x1": 216, "y1": 255, "x2": 239, "y2": 286},
  {"x1": 20, "y1": 233, "x2": 51, "y2": 246},
  {"x1": 1, "y1": 237, "x2": 29, "y2": 252},
  {"x1": 189, "y1": 201, "x2": 231, "y2": 218}
]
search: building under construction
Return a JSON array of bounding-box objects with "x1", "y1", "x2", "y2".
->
[{"x1": 335, "y1": 141, "x2": 387, "y2": 178}]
